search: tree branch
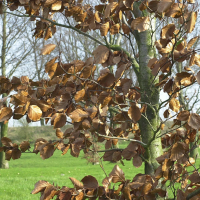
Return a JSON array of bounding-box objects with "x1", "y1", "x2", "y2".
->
[
  {"x1": 5, "y1": 12, "x2": 105, "y2": 46},
  {"x1": 186, "y1": 188, "x2": 200, "y2": 200},
  {"x1": 96, "y1": 132, "x2": 147, "y2": 147}
]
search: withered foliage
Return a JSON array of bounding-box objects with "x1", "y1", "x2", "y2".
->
[{"x1": 1, "y1": 0, "x2": 200, "y2": 199}]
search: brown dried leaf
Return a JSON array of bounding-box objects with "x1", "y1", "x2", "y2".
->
[
  {"x1": 69, "y1": 177, "x2": 83, "y2": 189},
  {"x1": 5, "y1": 150, "x2": 12, "y2": 161},
  {"x1": 28, "y1": 105, "x2": 42, "y2": 122},
  {"x1": 186, "y1": 11, "x2": 197, "y2": 33},
  {"x1": 161, "y1": 24, "x2": 175, "y2": 40},
  {"x1": 53, "y1": 113, "x2": 66, "y2": 128},
  {"x1": 164, "y1": 109, "x2": 170, "y2": 118},
  {"x1": 156, "y1": 152, "x2": 170, "y2": 164},
  {"x1": 75, "y1": 89, "x2": 85, "y2": 103},
  {"x1": 177, "y1": 111, "x2": 190, "y2": 121},
  {"x1": 105, "y1": 140, "x2": 112, "y2": 149},
  {"x1": 165, "y1": 3, "x2": 184, "y2": 18},
  {"x1": 46, "y1": 62, "x2": 58, "y2": 79},
  {"x1": 0, "y1": 107, "x2": 12, "y2": 122},
  {"x1": 162, "y1": 158, "x2": 173, "y2": 172},
  {"x1": 129, "y1": 182, "x2": 143, "y2": 190},
  {"x1": 56, "y1": 128, "x2": 64, "y2": 138},
  {"x1": 112, "y1": 151, "x2": 122, "y2": 162},
  {"x1": 122, "y1": 23, "x2": 130, "y2": 35},
  {"x1": 151, "y1": 188, "x2": 166, "y2": 197},
  {"x1": 189, "y1": 53, "x2": 200, "y2": 67},
  {"x1": 132, "y1": 155, "x2": 142, "y2": 168},
  {"x1": 157, "y1": 0, "x2": 174, "y2": 15},
  {"x1": 123, "y1": 185, "x2": 131, "y2": 200},
  {"x1": 161, "y1": 123, "x2": 165, "y2": 130},
  {"x1": 98, "y1": 69, "x2": 115, "y2": 87},
  {"x1": 99, "y1": 105, "x2": 108, "y2": 117},
  {"x1": 128, "y1": 104, "x2": 141, "y2": 123},
  {"x1": 31, "y1": 180, "x2": 50, "y2": 194},
  {"x1": 70, "y1": 143, "x2": 81, "y2": 157},
  {"x1": 142, "y1": 182, "x2": 152, "y2": 195},
  {"x1": 188, "y1": 113, "x2": 200, "y2": 130},
  {"x1": 115, "y1": 64, "x2": 127, "y2": 80},
  {"x1": 188, "y1": 171, "x2": 200, "y2": 183},
  {"x1": 0, "y1": 96, "x2": 8, "y2": 109},
  {"x1": 102, "y1": 176, "x2": 112, "y2": 190},
  {"x1": 41, "y1": 44, "x2": 56, "y2": 55},
  {"x1": 40, "y1": 144, "x2": 55, "y2": 160},
  {"x1": 177, "y1": 189, "x2": 186, "y2": 200},
  {"x1": 196, "y1": 71, "x2": 200, "y2": 85},
  {"x1": 19, "y1": 141, "x2": 30, "y2": 152},
  {"x1": 69, "y1": 109, "x2": 88, "y2": 122},
  {"x1": 110, "y1": 24, "x2": 120, "y2": 35},
  {"x1": 104, "y1": 2, "x2": 118, "y2": 18},
  {"x1": 45, "y1": 57, "x2": 57, "y2": 73},
  {"x1": 169, "y1": 98, "x2": 180, "y2": 113},
  {"x1": 188, "y1": 36, "x2": 199, "y2": 49},
  {"x1": 12, "y1": 148, "x2": 21, "y2": 160},
  {"x1": 103, "y1": 150, "x2": 115, "y2": 161},
  {"x1": 170, "y1": 142, "x2": 185, "y2": 161},
  {"x1": 131, "y1": 17, "x2": 150, "y2": 32},
  {"x1": 1, "y1": 137, "x2": 12, "y2": 146},
  {"x1": 100, "y1": 22, "x2": 109, "y2": 36},
  {"x1": 62, "y1": 144, "x2": 70, "y2": 155},
  {"x1": 82, "y1": 119, "x2": 90, "y2": 129},
  {"x1": 155, "y1": 165, "x2": 163, "y2": 179},
  {"x1": 93, "y1": 45, "x2": 110, "y2": 64},
  {"x1": 184, "y1": 157, "x2": 195, "y2": 167},
  {"x1": 109, "y1": 165, "x2": 125, "y2": 183},
  {"x1": 41, "y1": 185, "x2": 58, "y2": 200},
  {"x1": 51, "y1": 1, "x2": 62, "y2": 10},
  {"x1": 75, "y1": 191, "x2": 84, "y2": 200},
  {"x1": 81, "y1": 175, "x2": 99, "y2": 189}
]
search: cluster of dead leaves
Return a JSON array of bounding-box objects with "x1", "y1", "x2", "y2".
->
[
  {"x1": 31, "y1": 165, "x2": 168, "y2": 200},
  {"x1": 4, "y1": 0, "x2": 196, "y2": 40},
  {"x1": 29, "y1": 150, "x2": 200, "y2": 200},
  {"x1": 153, "y1": 141, "x2": 200, "y2": 200},
  {"x1": 0, "y1": 44, "x2": 143, "y2": 144},
  {"x1": 150, "y1": 21, "x2": 200, "y2": 89},
  {"x1": 163, "y1": 109, "x2": 200, "y2": 132},
  {"x1": 0, "y1": 137, "x2": 30, "y2": 160},
  {"x1": 103, "y1": 141, "x2": 144, "y2": 168}
]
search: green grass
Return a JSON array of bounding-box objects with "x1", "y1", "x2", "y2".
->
[
  {"x1": 0, "y1": 148, "x2": 144, "y2": 200},
  {"x1": 2, "y1": 124, "x2": 199, "y2": 199}
]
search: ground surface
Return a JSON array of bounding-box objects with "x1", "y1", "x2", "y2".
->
[
  {"x1": 0, "y1": 143, "x2": 143, "y2": 200},
  {"x1": 0, "y1": 123, "x2": 198, "y2": 199}
]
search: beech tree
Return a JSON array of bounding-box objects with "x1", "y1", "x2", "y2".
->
[{"x1": 1, "y1": 0, "x2": 200, "y2": 199}]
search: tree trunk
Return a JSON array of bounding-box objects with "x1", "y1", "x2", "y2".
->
[
  {"x1": 0, "y1": 121, "x2": 9, "y2": 169},
  {"x1": 0, "y1": 1, "x2": 9, "y2": 169},
  {"x1": 133, "y1": 6, "x2": 163, "y2": 175},
  {"x1": 40, "y1": 118, "x2": 45, "y2": 126},
  {"x1": 137, "y1": 30, "x2": 163, "y2": 174}
]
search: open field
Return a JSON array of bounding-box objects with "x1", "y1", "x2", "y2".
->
[
  {"x1": 1, "y1": 146, "x2": 200, "y2": 200},
  {"x1": 1, "y1": 124, "x2": 199, "y2": 199},
  {"x1": 0, "y1": 143, "x2": 144, "y2": 200}
]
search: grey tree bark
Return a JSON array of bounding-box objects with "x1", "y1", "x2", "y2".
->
[
  {"x1": 0, "y1": 1, "x2": 9, "y2": 169},
  {"x1": 133, "y1": 5, "x2": 163, "y2": 175}
]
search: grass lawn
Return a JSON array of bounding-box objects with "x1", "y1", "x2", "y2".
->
[
  {"x1": 0, "y1": 147, "x2": 144, "y2": 200},
  {"x1": 1, "y1": 132, "x2": 200, "y2": 200}
]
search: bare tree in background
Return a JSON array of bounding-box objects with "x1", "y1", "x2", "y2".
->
[{"x1": 0, "y1": 4, "x2": 32, "y2": 168}]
